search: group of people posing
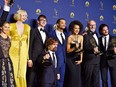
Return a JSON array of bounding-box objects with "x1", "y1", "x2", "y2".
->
[{"x1": 0, "y1": 0, "x2": 116, "y2": 87}]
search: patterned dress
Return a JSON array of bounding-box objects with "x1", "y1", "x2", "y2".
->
[{"x1": 0, "y1": 35, "x2": 15, "y2": 87}]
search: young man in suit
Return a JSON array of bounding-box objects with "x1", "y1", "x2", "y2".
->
[
  {"x1": 99, "y1": 24, "x2": 116, "y2": 87},
  {"x1": 40, "y1": 37, "x2": 60, "y2": 87},
  {"x1": 82, "y1": 20, "x2": 100, "y2": 87},
  {"x1": 50, "y1": 18, "x2": 67, "y2": 87},
  {"x1": 27, "y1": 15, "x2": 48, "y2": 87},
  {"x1": 0, "y1": 0, "x2": 10, "y2": 27}
]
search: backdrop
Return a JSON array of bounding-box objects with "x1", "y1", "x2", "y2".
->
[
  {"x1": 0, "y1": 0, "x2": 116, "y2": 86},
  {"x1": 0, "y1": 0, "x2": 116, "y2": 36}
]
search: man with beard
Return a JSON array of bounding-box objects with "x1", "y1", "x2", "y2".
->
[
  {"x1": 99, "y1": 24, "x2": 116, "y2": 87},
  {"x1": 82, "y1": 20, "x2": 100, "y2": 87},
  {"x1": 50, "y1": 18, "x2": 67, "y2": 87},
  {"x1": 40, "y1": 38, "x2": 60, "y2": 87}
]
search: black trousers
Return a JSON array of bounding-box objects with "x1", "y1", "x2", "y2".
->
[
  {"x1": 83, "y1": 64, "x2": 100, "y2": 87},
  {"x1": 26, "y1": 67, "x2": 38, "y2": 87},
  {"x1": 100, "y1": 61, "x2": 116, "y2": 87}
]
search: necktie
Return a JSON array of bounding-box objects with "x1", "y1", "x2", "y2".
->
[
  {"x1": 40, "y1": 28, "x2": 45, "y2": 32},
  {"x1": 52, "y1": 53, "x2": 56, "y2": 68},
  {"x1": 104, "y1": 37, "x2": 107, "y2": 50},
  {"x1": 60, "y1": 33, "x2": 65, "y2": 44}
]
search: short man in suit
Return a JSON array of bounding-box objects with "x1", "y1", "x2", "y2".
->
[
  {"x1": 99, "y1": 24, "x2": 116, "y2": 87},
  {"x1": 27, "y1": 15, "x2": 48, "y2": 87},
  {"x1": 40, "y1": 37, "x2": 60, "y2": 87},
  {"x1": 82, "y1": 20, "x2": 100, "y2": 87},
  {"x1": 0, "y1": 0, "x2": 10, "y2": 27},
  {"x1": 50, "y1": 18, "x2": 67, "y2": 87}
]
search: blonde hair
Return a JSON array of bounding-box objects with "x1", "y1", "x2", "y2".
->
[{"x1": 14, "y1": 9, "x2": 28, "y2": 21}]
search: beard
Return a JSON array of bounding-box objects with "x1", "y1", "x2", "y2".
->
[
  {"x1": 52, "y1": 47, "x2": 57, "y2": 52},
  {"x1": 90, "y1": 28, "x2": 95, "y2": 32}
]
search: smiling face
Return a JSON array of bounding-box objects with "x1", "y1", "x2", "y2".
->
[
  {"x1": 57, "y1": 19, "x2": 66, "y2": 30},
  {"x1": 1, "y1": 22, "x2": 10, "y2": 34},
  {"x1": 37, "y1": 17, "x2": 47, "y2": 28},
  {"x1": 19, "y1": 13, "x2": 28, "y2": 22},
  {"x1": 73, "y1": 24, "x2": 80, "y2": 35},
  {"x1": 88, "y1": 20, "x2": 96, "y2": 32},
  {"x1": 101, "y1": 26, "x2": 109, "y2": 36}
]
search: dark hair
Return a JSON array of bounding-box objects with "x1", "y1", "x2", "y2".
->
[
  {"x1": 45, "y1": 38, "x2": 58, "y2": 48},
  {"x1": 69, "y1": 20, "x2": 83, "y2": 34},
  {"x1": 56, "y1": 18, "x2": 65, "y2": 24},
  {"x1": 99, "y1": 24, "x2": 109, "y2": 35},
  {"x1": 0, "y1": 21, "x2": 9, "y2": 33},
  {"x1": 37, "y1": 14, "x2": 47, "y2": 21}
]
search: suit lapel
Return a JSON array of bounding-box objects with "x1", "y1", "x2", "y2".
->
[{"x1": 35, "y1": 28, "x2": 44, "y2": 44}]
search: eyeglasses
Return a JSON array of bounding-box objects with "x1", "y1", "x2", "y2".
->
[{"x1": 39, "y1": 19, "x2": 47, "y2": 22}]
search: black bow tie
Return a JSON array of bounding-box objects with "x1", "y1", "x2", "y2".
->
[
  {"x1": 40, "y1": 28, "x2": 45, "y2": 32},
  {"x1": 90, "y1": 32, "x2": 96, "y2": 35}
]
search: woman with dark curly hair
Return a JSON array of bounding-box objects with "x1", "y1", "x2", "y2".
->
[{"x1": 65, "y1": 20, "x2": 83, "y2": 87}]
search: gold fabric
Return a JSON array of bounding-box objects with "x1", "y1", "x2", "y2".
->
[{"x1": 8, "y1": 23, "x2": 30, "y2": 87}]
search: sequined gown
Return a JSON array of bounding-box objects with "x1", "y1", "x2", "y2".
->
[{"x1": 0, "y1": 35, "x2": 15, "y2": 87}]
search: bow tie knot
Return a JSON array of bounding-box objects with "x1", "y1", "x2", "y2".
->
[
  {"x1": 40, "y1": 28, "x2": 45, "y2": 32},
  {"x1": 90, "y1": 32, "x2": 96, "y2": 35}
]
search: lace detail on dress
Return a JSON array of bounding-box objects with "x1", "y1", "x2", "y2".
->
[{"x1": 0, "y1": 36, "x2": 11, "y2": 58}]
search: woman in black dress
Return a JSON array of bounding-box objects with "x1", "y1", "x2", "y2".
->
[
  {"x1": 66, "y1": 20, "x2": 83, "y2": 87},
  {"x1": 0, "y1": 22, "x2": 15, "y2": 87}
]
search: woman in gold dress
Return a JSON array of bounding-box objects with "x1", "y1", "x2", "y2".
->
[{"x1": 8, "y1": 9, "x2": 32, "y2": 87}]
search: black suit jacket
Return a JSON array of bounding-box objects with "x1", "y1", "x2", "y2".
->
[
  {"x1": 0, "y1": 10, "x2": 9, "y2": 27},
  {"x1": 29, "y1": 28, "x2": 48, "y2": 67},
  {"x1": 99, "y1": 35, "x2": 116, "y2": 66},
  {"x1": 83, "y1": 31, "x2": 100, "y2": 64},
  {"x1": 39, "y1": 51, "x2": 58, "y2": 84}
]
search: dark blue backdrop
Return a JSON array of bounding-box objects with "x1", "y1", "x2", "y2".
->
[
  {"x1": 0, "y1": 0, "x2": 116, "y2": 87},
  {"x1": 0, "y1": 0, "x2": 116, "y2": 36}
]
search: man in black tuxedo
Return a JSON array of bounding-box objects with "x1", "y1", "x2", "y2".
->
[
  {"x1": 99, "y1": 24, "x2": 116, "y2": 87},
  {"x1": 0, "y1": 0, "x2": 10, "y2": 27},
  {"x1": 82, "y1": 20, "x2": 100, "y2": 87},
  {"x1": 40, "y1": 37, "x2": 60, "y2": 87},
  {"x1": 27, "y1": 15, "x2": 48, "y2": 87}
]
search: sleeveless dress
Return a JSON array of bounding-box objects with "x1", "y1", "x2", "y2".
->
[{"x1": 0, "y1": 35, "x2": 15, "y2": 87}]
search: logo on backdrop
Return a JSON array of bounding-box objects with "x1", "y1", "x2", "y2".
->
[
  {"x1": 54, "y1": 0, "x2": 58, "y2": 3},
  {"x1": 70, "y1": 12, "x2": 75, "y2": 18},
  {"x1": 85, "y1": 1, "x2": 90, "y2": 7},
  {"x1": 85, "y1": 12, "x2": 89, "y2": 21},
  {"x1": 99, "y1": 1, "x2": 104, "y2": 10},
  {"x1": 113, "y1": 29, "x2": 116, "y2": 34},
  {"x1": 85, "y1": 1, "x2": 90, "y2": 21},
  {"x1": 53, "y1": 8, "x2": 58, "y2": 18},
  {"x1": 100, "y1": 15, "x2": 104, "y2": 21},
  {"x1": 113, "y1": 15, "x2": 116, "y2": 24},
  {"x1": 70, "y1": 0, "x2": 75, "y2": 7},
  {"x1": 36, "y1": 9, "x2": 41, "y2": 15},
  {"x1": 113, "y1": 5, "x2": 116, "y2": 10}
]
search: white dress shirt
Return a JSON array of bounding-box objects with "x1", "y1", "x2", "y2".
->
[
  {"x1": 56, "y1": 30, "x2": 65, "y2": 44},
  {"x1": 102, "y1": 35, "x2": 109, "y2": 50},
  {"x1": 38, "y1": 27, "x2": 46, "y2": 43},
  {"x1": 3, "y1": 5, "x2": 10, "y2": 12},
  {"x1": 93, "y1": 33, "x2": 99, "y2": 45},
  {"x1": 48, "y1": 50, "x2": 57, "y2": 68}
]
